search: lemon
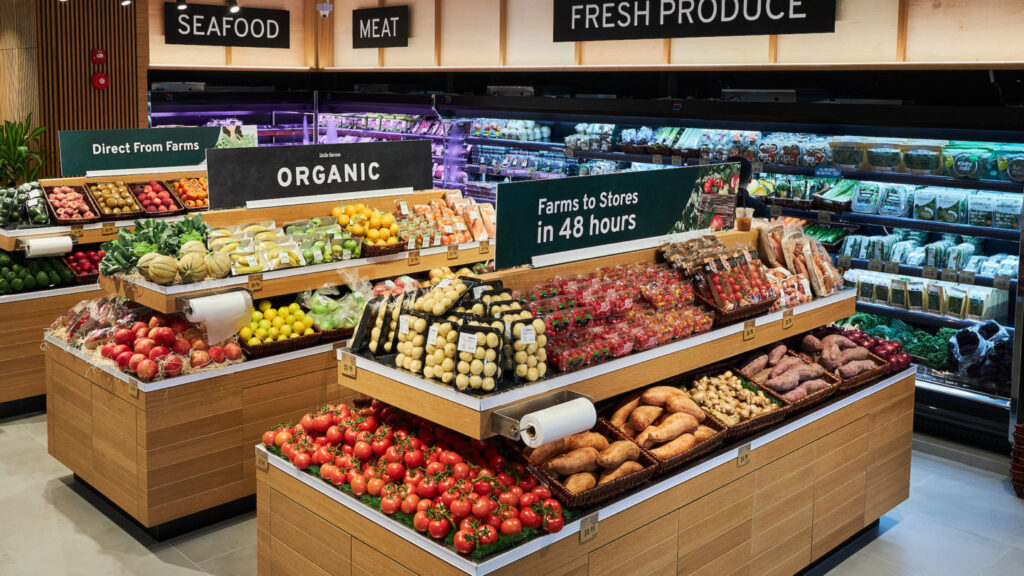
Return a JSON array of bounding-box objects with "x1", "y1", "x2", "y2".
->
[
  {"x1": 289, "y1": 303, "x2": 301, "y2": 312},
  {"x1": 249, "y1": 321, "x2": 259, "y2": 331},
  {"x1": 267, "y1": 326, "x2": 280, "y2": 340},
  {"x1": 272, "y1": 317, "x2": 284, "y2": 328},
  {"x1": 258, "y1": 300, "x2": 272, "y2": 312},
  {"x1": 277, "y1": 307, "x2": 289, "y2": 318},
  {"x1": 251, "y1": 310, "x2": 264, "y2": 323},
  {"x1": 259, "y1": 319, "x2": 272, "y2": 330},
  {"x1": 293, "y1": 309, "x2": 305, "y2": 319},
  {"x1": 292, "y1": 321, "x2": 306, "y2": 333},
  {"x1": 303, "y1": 327, "x2": 315, "y2": 336},
  {"x1": 264, "y1": 308, "x2": 276, "y2": 321},
  {"x1": 248, "y1": 337, "x2": 262, "y2": 346},
  {"x1": 280, "y1": 324, "x2": 292, "y2": 337},
  {"x1": 302, "y1": 317, "x2": 315, "y2": 329},
  {"x1": 289, "y1": 332, "x2": 300, "y2": 339},
  {"x1": 255, "y1": 327, "x2": 268, "y2": 339},
  {"x1": 285, "y1": 315, "x2": 295, "y2": 325},
  {"x1": 240, "y1": 327, "x2": 253, "y2": 340}
]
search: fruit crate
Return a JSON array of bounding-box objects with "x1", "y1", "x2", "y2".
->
[
  {"x1": 61, "y1": 252, "x2": 101, "y2": 285},
  {"x1": 168, "y1": 178, "x2": 210, "y2": 212},
  {"x1": 41, "y1": 185, "x2": 102, "y2": 226},
  {"x1": 84, "y1": 181, "x2": 145, "y2": 221},
  {"x1": 126, "y1": 181, "x2": 186, "y2": 217}
]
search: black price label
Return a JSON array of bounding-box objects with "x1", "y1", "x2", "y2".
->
[
  {"x1": 884, "y1": 261, "x2": 900, "y2": 274},
  {"x1": 769, "y1": 205, "x2": 782, "y2": 218},
  {"x1": 922, "y1": 266, "x2": 938, "y2": 280},
  {"x1": 816, "y1": 210, "x2": 832, "y2": 224},
  {"x1": 868, "y1": 259, "x2": 883, "y2": 272},
  {"x1": 836, "y1": 254, "x2": 852, "y2": 268}
]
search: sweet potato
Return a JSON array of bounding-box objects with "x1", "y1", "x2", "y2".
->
[
  {"x1": 635, "y1": 428, "x2": 655, "y2": 450},
  {"x1": 598, "y1": 460, "x2": 643, "y2": 485},
  {"x1": 651, "y1": 433, "x2": 696, "y2": 459},
  {"x1": 820, "y1": 342, "x2": 842, "y2": 370},
  {"x1": 765, "y1": 372, "x2": 801, "y2": 392},
  {"x1": 802, "y1": 334, "x2": 822, "y2": 353},
  {"x1": 544, "y1": 447, "x2": 600, "y2": 475},
  {"x1": 801, "y1": 379, "x2": 830, "y2": 393},
  {"x1": 770, "y1": 356, "x2": 803, "y2": 378},
  {"x1": 838, "y1": 359, "x2": 877, "y2": 379},
  {"x1": 640, "y1": 386, "x2": 685, "y2": 406},
  {"x1": 564, "y1": 472, "x2": 597, "y2": 493},
  {"x1": 596, "y1": 441, "x2": 641, "y2": 469},
  {"x1": 838, "y1": 346, "x2": 869, "y2": 365},
  {"x1": 740, "y1": 354, "x2": 769, "y2": 375},
  {"x1": 750, "y1": 368, "x2": 772, "y2": 386},
  {"x1": 526, "y1": 438, "x2": 565, "y2": 466},
  {"x1": 610, "y1": 393, "x2": 642, "y2": 427},
  {"x1": 783, "y1": 387, "x2": 808, "y2": 402},
  {"x1": 694, "y1": 425, "x2": 716, "y2": 442},
  {"x1": 629, "y1": 405, "x2": 664, "y2": 430},
  {"x1": 791, "y1": 363, "x2": 825, "y2": 382},
  {"x1": 647, "y1": 412, "x2": 699, "y2": 444},
  {"x1": 664, "y1": 394, "x2": 705, "y2": 422},
  {"x1": 621, "y1": 421, "x2": 637, "y2": 439},
  {"x1": 822, "y1": 334, "x2": 856, "y2": 350},
  {"x1": 768, "y1": 344, "x2": 788, "y2": 366},
  {"x1": 564, "y1": 432, "x2": 609, "y2": 452}
]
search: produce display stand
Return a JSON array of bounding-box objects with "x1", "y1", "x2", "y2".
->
[
  {"x1": 0, "y1": 284, "x2": 103, "y2": 412},
  {"x1": 261, "y1": 361, "x2": 913, "y2": 575}
]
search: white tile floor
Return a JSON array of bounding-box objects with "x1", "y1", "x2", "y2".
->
[{"x1": 2, "y1": 411, "x2": 1023, "y2": 576}]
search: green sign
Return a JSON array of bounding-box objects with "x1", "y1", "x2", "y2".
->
[
  {"x1": 495, "y1": 164, "x2": 738, "y2": 269},
  {"x1": 58, "y1": 126, "x2": 257, "y2": 177}
]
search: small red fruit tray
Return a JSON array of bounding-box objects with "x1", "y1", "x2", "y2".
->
[{"x1": 126, "y1": 181, "x2": 186, "y2": 217}]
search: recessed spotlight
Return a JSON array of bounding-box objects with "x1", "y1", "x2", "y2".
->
[
  {"x1": 121, "y1": 0, "x2": 132, "y2": 6},
  {"x1": 177, "y1": 0, "x2": 188, "y2": 10},
  {"x1": 228, "y1": 0, "x2": 240, "y2": 13}
]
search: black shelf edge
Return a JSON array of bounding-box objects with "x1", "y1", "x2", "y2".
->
[
  {"x1": 762, "y1": 163, "x2": 1024, "y2": 194},
  {"x1": 465, "y1": 137, "x2": 564, "y2": 152},
  {"x1": 835, "y1": 256, "x2": 1018, "y2": 290},
  {"x1": 463, "y1": 164, "x2": 564, "y2": 181},
  {"x1": 854, "y1": 301, "x2": 1013, "y2": 333},
  {"x1": 777, "y1": 206, "x2": 1022, "y2": 241}
]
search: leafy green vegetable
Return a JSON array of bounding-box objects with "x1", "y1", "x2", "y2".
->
[
  {"x1": 179, "y1": 230, "x2": 203, "y2": 244},
  {"x1": 133, "y1": 243, "x2": 158, "y2": 259}
]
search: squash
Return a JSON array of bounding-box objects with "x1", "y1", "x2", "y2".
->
[
  {"x1": 204, "y1": 252, "x2": 231, "y2": 279},
  {"x1": 179, "y1": 240, "x2": 207, "y2": 258},
  {"x1": 177, "y1": 252, "x2": 207, "y2": 283},
  {"x1": 136, "y1": 252, "x2": 161, "y2": 280},
  {"x1": 148, "y1": 255, "x2": 178, "y2": 285}
]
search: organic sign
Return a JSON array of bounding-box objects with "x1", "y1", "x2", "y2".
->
[
  {"x1": 58, "y1": 126, "x2": 257, "y2": 177},
  {"x1": 495, "y1": 164, "x2": 739, "y2": 268},
  {"x1": 163, "y1": 2, "x2": 290, "y2": 48},
  {"x1": 205, "y1": 140, "x2": 431, "y2": 209},
  {"x1": 553, "y1": 0, "x2": 836, "y2": 42},
  {"x1": 353, "y1": 5, "x2": 410, "y2": 48}
]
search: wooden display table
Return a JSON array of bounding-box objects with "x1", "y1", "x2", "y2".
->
[
  {"x1": 45, "y1": 336, "x2": 356, "y2": 530},
  {"x1": 256, "y1": 368, "x2": 915, "y2": 576},
  {"x1": 0, "y1": 284, "x2": 102, "y2": 410}
]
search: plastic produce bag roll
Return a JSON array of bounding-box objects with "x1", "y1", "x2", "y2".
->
[
  {"x1": 24, "y1": 236, "x2": 73, "y2": 258},
  {"x1": 185, "y1": 291, "x2": 253, "y2": 346},
  {"x1": 519, "y1": 397, "x2": 597, "y2": 448}
]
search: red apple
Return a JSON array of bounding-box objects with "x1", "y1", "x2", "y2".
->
[
  {"x1": 149, "y1": 315, "x2": 168, "y2": 329},
  {"x1": 100, "y1": 342, "x2": 117, "y2": 359},
  {"x1": 191, "y1": 338, "x2": 207, "y2": 351},
  {"x1": 163, "y1": 354, "x2": 184, "y2": 377},
  {"x1": 190, "y1": 349, "x2": 210, "y2": 368},
  {"x1": 172, "y1": 337, "x2": 191, "y2": 355},
  {"x1": 168, "y1": 318, "x2": 189, "y2": 334},
  {"x1": 128, "y1": 353, "x2": 147, "y2": 373},
  {"x1": 223, "y1": 342, "x2": 242, "y2": 361},
  {"x1": 116, "y1": 351, "x2": 134, "y2": 370},
  {"x1": 150, "y1": 326, "x2": 175, "y2": 347},
  {"x1": 113, "y1": 328, "x2": 134, "y2": 346},
  {"x1": 149, "y1": 346, "x2": 170, "y2": 362},
  {"x1": 112, "y1": 344, "x2": 131, "y2": 358},
  {"x1": 208, "y1": 346, "x2": 225, "y2": 363},
  {"x1": 134, "y1": 338, "x2": 156, "y2": 357},
  {"x1": 136, "y1": 359, "x2": 159, "y2": 381}
]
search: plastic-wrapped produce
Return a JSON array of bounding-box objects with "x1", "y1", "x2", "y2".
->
[
  {"x1": 992, "y1": 195, "x2": 1022, "y2": 230},
  {"x1": 963, "y1": 255, "x2": 988, "y2": 273},
  {"x1": 967, "y1": 193, "x2": 995, "y2": 227},
  {"x1": 996, "y1": 256, "x2": 1019, "y2": 277},
  {"x1": 865, "y1": 144, "x2": 902, "y2": 172},
  {"x1": 923, "y1": 240, "x2": 955, "y2": 267},
  {"x1": 859, "y1": 234, "x2": 901, "y2": 260},
  {"x1": 979, "y1": 255, "x2": 1006, "y2": 277},
  {"x1": 889, "y1": 240, "x2": 920, "y2": 264},
  {"x1": 997, "y1": 148, "x2": 1024, "y2": 182},
  {"x1": 803, "y1": 138, "x2": 831, "y2": 167},
  {"x1": 830, "y1": 139, "x2": 864, "y2": 169},
  {"x1": 905, "y1": 247, "x2": 926, "y2": 266},
  {"x1": 943, "y1": 147, "x2": 998, "y2": 180},
  {"x1": 935, "y1": 189, "x2": 967, "y2": 224},
  {"x1": 913, "y1": 188, "x2": 938, "y2": 220},
  {"x1": 877, "y1": 185, "x2": 911, "y2": 217},
  {"x1": 945, "y1": 243, "x2": 976, "y2": 269},
  {"x1": 840, "y1": 234, "x2": 864, "y2": 257},
  {"x1": 902, "y1": 145, "x2": 943, "y2": 174},
  {"x1": 851, "y1": 183, "x2": 881, "y2": 214}
]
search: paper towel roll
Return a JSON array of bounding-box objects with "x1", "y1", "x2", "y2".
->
[
  {"x1": 24, "y1": 236, "x2": 73, "y2": 258},
  {"x1": 185, "y1": 291, "x2": 253, "y2": 345},
  {"x1": 519, "y1": 397, "x2": 596, "y2": 448}
]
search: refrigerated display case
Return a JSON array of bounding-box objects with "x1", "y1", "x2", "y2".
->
[{"x1": 149, "y1": 91, "x2": 317, "y2": 146}]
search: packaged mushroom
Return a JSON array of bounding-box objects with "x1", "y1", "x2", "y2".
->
[
  {"x1": 510, "y1": 317, "x2": 548, "y2": 384},
  {"x1": 684, "y1": 370, "x2": 781, "y2": 426},
  {"x1": 421, "y1": 317, "x2": 459, "y2": 385},
  {"x1": 351, "y1": 294, "x2": 387, "y2": 353},
  {"x1": 453, "y1": 323, "x2": 504, "y2": 393},
  {"x1": 394, "y1": 311, "x2": 431, "y2": 375},
  {"x1": 377, "y1": 292, "x2": 409, "y2": 356}
]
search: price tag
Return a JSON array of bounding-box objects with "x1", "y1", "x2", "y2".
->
[
  {"x1": 769, "y1": 204, "x2": 782, "y2": 218},
  {"x1": 398, "y1": 315, "x2": 410, "y2": 335},
  {"x1": 836, "y1": 254, "x2": 852, "y2": 269},
  {"x1": 255, "y1": 448, "x2": 269, "y2": 471},
  {"x1": 884, "y1": 261, "x2": 900, "y2": 274},
  {"x1": 340, "y1": 350, "x2": 357, "y2": 379},
  {"x1": 398, "y1": 201, "x2": 410, "y2": 216},
  {"x1": 312, "y1": 250, "x2": 323, "y2": 263},
  {"x1": 342, "y1": 249, "x2": 352, "y2": 261},
  {"x1": 471, "y1": 284, "x2": 487, "y2": 299},
  {"x1": 564, "y1": 147, "x2": 574, "y2": 158},
  {"x1": 246, "y1": 254, "x2": 258, "y2": 267},
  {"x1": 742, "y1": 320, "x2": 756, "y2": 341},
  {"x1": 457, "y1": 332, "x2": 478, "y2": 353},
  {"x1": 868, "y1": 259, "x2": 883, "y2": 272},
  {"x1": 814, "y1": 166, "x2": 843, "y2": 179},
  {"x1": 958, "y1": 270, "x2": 976, "y2": 285},
  {"x1": 737, "y1": 444, "x2": 751, "y2": 468},
  {"x1": 408, "y1": 250, "x2": 420, "y2": 266},
  {"x1": 70, "y1": 224, "x2": 84, "y2": 236},
  {"x1": 407, "y1": 236, "x2": 416, "y2": 251},
  {"x1": 426, "y1": 325, "x2": 439, "y2": 347},
  {"x1": 519, "y1": 324, "x2": 536, "y2": 345},
  {"x1": 671, "y1": 155, "x2": 683, "y2": 166},
  {"x1": 127, "y1": 379, "x2": 139, "y2": 398},
  {"x1": 579, "y1": 513, "x2": 599, "y2": 544},
  {"x1": 922, "y1": 266, "x2": 938, "y2": 280},
  {"x1": 447, "y1": 245, "x2": 459, "y2": 260},
  {"x1": 248, "y1": 273, "x2": 263, "y2": 292},
  {"x1": 101, "y1": 222, "x2": 117, "y2": 236},
  {"x1": 652, "y1": 154, "x2": 663, "y2": 165},
  {"x1": 816, "y1": 210, "x2": 832, "y2": 224},
  {"x1": 752, "y1": 160, "x2": 764, "y2": 174},
  {"x1": 279, "y1": 251, "x2": 290, "y2": 265},
  {"x1": 782, "y1": 309, "x2": 794, "y2": 330},
  {"x1": 479, "y1": 240, "x2": 490, "y2": 255},
  {"x1": 439, "y1": 278, "x2": 454, "y2": 289},
  {"x1": 433, "y1": 233, "x2": 443, "y2": 248},
  {"x1": 941, "y1": 268, "x2": 958, "y2": 283},
  {"x1": 994, "y1": 275, "x2": 1013, "y2": 290},
  {"x1": 699, "y1": 157, "x2": 710, "y2": 166}
]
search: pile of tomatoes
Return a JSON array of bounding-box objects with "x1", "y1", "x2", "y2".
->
[{"x1": 263, "y1": 400, "x2": 566, "y2": 556}]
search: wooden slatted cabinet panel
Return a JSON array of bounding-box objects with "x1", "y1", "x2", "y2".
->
[
  {"x1": 591, "y1": 513, "x2": 679, "y2": 576},
  {"x1": 677, "y1": 475, "x2": 753, "y2": 576},
  {"x1": 864, "y1": 385, "x2": 915, "y2": 522},
  {"x1": 810, "y1": 417, "x2": 870, "y2": 561},
  {"x1": 750, "y1": 445, "x2": 814, "y2": 576}
]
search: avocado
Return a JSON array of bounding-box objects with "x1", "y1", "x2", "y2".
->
[
  {"x1": 0, "y1": 253, "x2": 11, "y2": 267},
  {"x1": 22, "y1": 275, "x2": 36, "y2": 290},
  {"x1": 0, "y1": 278, "x2": 8, "y2": 293},
  {"x1": 36, "y1": 271, "x2": 50, "y2": 287},
  {"x1": 11, "y1": 278, "x2": 24, "y2": 291},
  {"x1": 58, "y1": 267, "x2": 72, "y2": 284}
]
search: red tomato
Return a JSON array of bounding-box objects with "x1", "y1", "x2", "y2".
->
[
  {"x1": 261, "y1": 431, "x2": 276, "y2": 446},
  {"x1": 367, "y1": 477, "x2": 385, "y2": 497},
  {"x1": 452, "y1": 462, "x2": 471, "y2": 480},
  {"x1": 343, "y1": 427, "x2": 359, "y2": 446},
  {"x1": 518, "y1": 475, "x2": 537, "y2": 492},
  {"x1": 497, "y1": 490, "x2": 520, "y2": 508},
  {"x1": 476, "y1": 524, "x2": 498, "y2": 545},
  {"x1": 313, "y1": 447, "x2": 333, "y2": 466},
  {"x1": 371, "y1": 436, "x2": 391, "y2": 457},
  {"x1": 293, "y1": 453, "x2": 311, "y2": 470},
  {"x1": 532, "y1": 486, "x2": 552, "y2": 500},
  {"x1": 328, "y1": 467, "x2": 347, "y2": 486},
  {"x1": 401, "y1": 493, "x2": 420, "y2": 515},
  {"x1": 484, "y1": 513, "x2": 502, "y2": 531},
  {"x1": 413, "y1": 511, "x2": 430, "y2": 532},
  {"x1": 350, "y1": 474, "x2": 367, "y2": 495},
  {"x1": 519, "y1": 507, "x2": 541, "y2": 530},
  {"x1": 453, "y1": 529, "x2": 476, "y2": 554},
  {"x1": 313, "y1": 414, "x2": 331, "y2": 433},
  {"x1": 351, "y1": 441, "x2": 372, "y2": 461},
  {"x1": 487, "y1": 455, "x2": 506, "y2": 472},
  {"x1": 519, "y1": 492, "x2": 538, "y2": 509},
  {"x1": 439, "y1": 451, "x2": 462, "y2": 466},
  {"x1": 471, "y1": 496, "x2": 494, "y2": 519},
  {"x1": 449, "y1": 496, "x2": 472, "y2": 519},
  {"x1": 380, "y1": 494, "x2": 401, "y2": 515},
  {"x1": 417, "y1": 498, "x2": 433, "y2": 512},
  {"x1": 544, "y1": 514, "x2": 564, "y2": 533},
  {"x1": 325, "y1": 426, "x2": 343, "y2": 445},
  {"x1": 427, "y1": 517, "x2": 450, "y2": 540},
  {"x1": 500, "y1": 517, "x2": 522, "y2": 536},
  {"x1": 542, "y1": 498, "x2": 562, "y2": 517},
  {"x1": 404, "y1": 448, "x2": 425, "y2": 469},
  {"x1": 319, "y1": 463, "x2": 336, "y2": 479},
  {"x1": 358, "y1": 416, "x2": 378, "y2": 432},
  {"x1": 334, "y1": 454, "x2": 353, "y2": 470},
  {"x1": 496, "y1": 472, "x2": 515, "y2": 488},
  {"x1": 384, "y1": 446, "x2": 403, "y2": 464},
  {"x1": 385, "y1": 462, "x2": 406, "y2": 483},
  {"x1": 405, "y1": 468, "x2": 425, "y2": 486},
  {"x1": 426, "y1": 461, "x2": 446, "y2": 476},
  {"x1": 417, "y1": 477, "x2": 438, "y2": 499},
  {"x1": 274, "y1": 431, "x2": 292, "y2": 447},
  {"x1": 300, "y1": 414, "x2": 315, "y2": 431}
]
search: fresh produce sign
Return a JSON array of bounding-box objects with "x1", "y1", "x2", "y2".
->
[
  {"x1": 495, "y1": 164, "x2": 737, "y2": 269},
  {"x1": 58, "y1": 127, "x2": 257, "y2": 177},
  {"x1": 552, "y1": 0, "x2": 836, "y2": 42}
]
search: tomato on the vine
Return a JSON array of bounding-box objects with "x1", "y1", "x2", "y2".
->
[
  {"x1": 367, "y1": 477, "x2": 385, "y2": 497},
  {"x1": 358, "y1": 416, "x2": 378, "y2": 432},
  {"x1": 343, "y1": 427, "x2": 359, "y2": 446},
  {"x1": 497, "y1": 490, "x2": 520, "y2": 508},
  {"x1": 371, "y1": 436, "x2": 391, "y2": 457},
  {"x1": 544, "y1": 514, "x2": 564, "y2": 533},
  {"x1": 519, "y1": 492, "x2": 538, "y2": 509},
  {"x1": 532, "y1": 486, "x2": 551, "y2": 500},
  {"x1": 476, "y1": 524, "x2": 498, "y2": 546},
  {"x1": 404, "y1": 448, "x2": 425, "y2": 469},
  {"x1": 293, "y1": 453, "x2": 311, "y2": 470},
  {"x1": 325, "y1": 425, "x2": 343, "y2": 445},
  {"x1": 413, "y1": 510, "x2": 430, "y2": 532},
  {"x1": 313, "y1": 413, "x2": 332, "y2": 433},
  {"x1": 452, "y1": 462, "x2": 471, "y2": 480},
  {"x1": 500, "y1": 517, "x2": 522, "y2": 536},
  {"x1": 453, "y1": 529, "x2": 476, "y2": 554},
  {"x1": 518, "y1": 475, "x2": 537, "y2": 492},
  {"x1": 496, "y1": 472, "x2": 515, "y2": 488},
  {"x1": 380, "y1": 494, "x2": 401, "y2": 515},
  {"x1": 439, "y1": 451, "x2": 462, "y2": 466},
  {"x1": 417, "y1": 498, "x2": 433, "y2": 512},
  {"x1": 350, "y1": 474, "x2": 367, "y2": 495},
  {"x1": 261, "y1": 431, "x2": 276, "y2": 446},
  {"x1": 519, "y1": 507, "x2": 541, "y2": 530},
  {"x1": 405, "y1": 468, "x2": 425, "y2": 486},
  {"x1": 542, "y1": 498, "x2": 562, "y2": 517},
  {"x1": 417, "y1": 477, "x2": 438, "y2": 499},
  {"x1": 385, "y1": 462, "x2": 406, "y2": 483},
  {"x1": 449, "y1": 496, "x2": 472, "y2": 519},
  {"x1": 427, "y1": 517, "x2": 450, "y2": 539},
  {"x1": 300, "y1": 414, "x2": 315, "y2": 431},
  {"x1": 471, "y1": 496, "x2": 494, "y2": 519},
  {"x1": 426, "y1": 461, "x2": 446, "y2": 476},
  {"x1": 274, "y1": 431, "x2": 292, "y2": 447},
  {"x1": 400, "y1": 493, "x2": 420, "y2": 515}
]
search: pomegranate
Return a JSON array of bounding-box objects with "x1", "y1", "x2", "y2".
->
[
  {"x1": 149, "y1": 346, "x2": 170, "y2": 362},
  {"x1": 128, "y1": 353, "x2": 147, "y2": 372},
  {"x1": 116, "y1": 351, "x2": 134, "y2": 370},
  {"x1": 223, "y1": 342, "x2": 242, "y2": 361},
  {"x1": 191, "y1": 338, "x2": 207, "y2": 351},
  {"x1": 148, "y1": 315, "x2": 168, "y2": 329},
  {"x1": 172, "y1": 337, "x2": 191, "y2": 356},
  {"x1": 150, "y1": 326, "x2": 175, "y2": 347},
  {"x1": 130, "y1": 321, "x2": 148, "y2": 334},
  {"x1": 113, "y1": 328, "x2": 134, "y2": 346},
  {"x1": 135, "y1": 359, "x2": 159, "y2": 381},
  {"x1": 208, "y1": 346, "x2": 225, "y2": 363},
  {"x1": 133, "y1": 338, "x2": 156, "y2": 357},
  {"x1": 100, "y1": 342, "x2": 117, "y2": 359},
  {"x1": 163, "y1": 354, "x2": 184, "y2": 377},
  {"x1": 111, "y1": 344, "x2": 131, "y2": 358},
  {"x1": 190, "y1": 349, "x2": 210, "y2": 368},
  {"x1": 168, "y1": 318, "x2": 189, "y2": 334}
]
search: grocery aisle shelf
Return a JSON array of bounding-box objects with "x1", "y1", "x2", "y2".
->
[
  {"x1": 854, "y1": 301, "x2": 1014, "y2": 333},
  {"x1": 464, "y1": 137, "x2": 563, "y2": 152},
  {"x1": 777, "y1": 206, "x2": 1022, "y2": 241},
  {"x1": 322, "y1": 128, "x2": 446, "y2": 141},
  {"x1": 835, "y1": 256, "x2": 1018, "y2": 290},
  {"x1": 763, "y1": 163, "x2": 1024, "y2": 193}
]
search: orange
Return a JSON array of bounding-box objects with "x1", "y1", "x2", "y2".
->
[
  {"x1": 350, "y1": 224, "x2": 364, "y2": 237},
  {"x1": 331, "y1": 206, "x2": 343, "y2": 218},
  {"x1": 366, "y1": 228, "x2": 380, "y2": 242},
  {"x1": 378, "y1": 227, "x2": 390, "y2": 240},
  {"x1": 389, "y1": 223, "x2": 399, "y2": 236},
  {"x1": 344, "y1": 205, "x2": 356, "y2": 216},
  {"x1": 369, "y1": 216, "x2": 382, "y2": 230},
  {"x1": 338, "y1": 214, "x2": 350, "y2": 226},
  {"x1": 381, "y1": 214, "x2": 396, "y2": 228},
  {"x1": 353, "y1": 203, "x2": 366, "y2": 213}
]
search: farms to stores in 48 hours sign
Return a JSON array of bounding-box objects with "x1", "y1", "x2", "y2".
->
[{"x1": 495, "y1": 164, "x2": 740, "y2": 269}]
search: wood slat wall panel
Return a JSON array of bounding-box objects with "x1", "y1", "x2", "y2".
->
[
  {"x1": 1, "y1": 0, "x2": 40, "y2": 123},
  {"x1": 37, "y1": 1, "x2": 142, "y2": 177}
]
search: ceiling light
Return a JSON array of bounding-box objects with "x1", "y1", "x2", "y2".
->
[
  {"x1": 121, "y1": 0, "x2": 132, "y2": 6},
  {"x1": 228, "y1": 0, "x2": 240, "y2": 13},
  {"x1": 177, "y1": 0, "x2": 188, "y2": 10}
]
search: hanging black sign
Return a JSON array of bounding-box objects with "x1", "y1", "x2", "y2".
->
[
  {"x1": 205, "y1": 140, "x2": 432, "y2": 210},
  {"x1": 552, "y1": 0, "x2": 836, "y2": 42},
  {"x1": 163, "y1": 2, "x2": 290, "y2": 48},
  {"x1": 352, "y1": 6, "x2": 410, "y2": 48}
]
